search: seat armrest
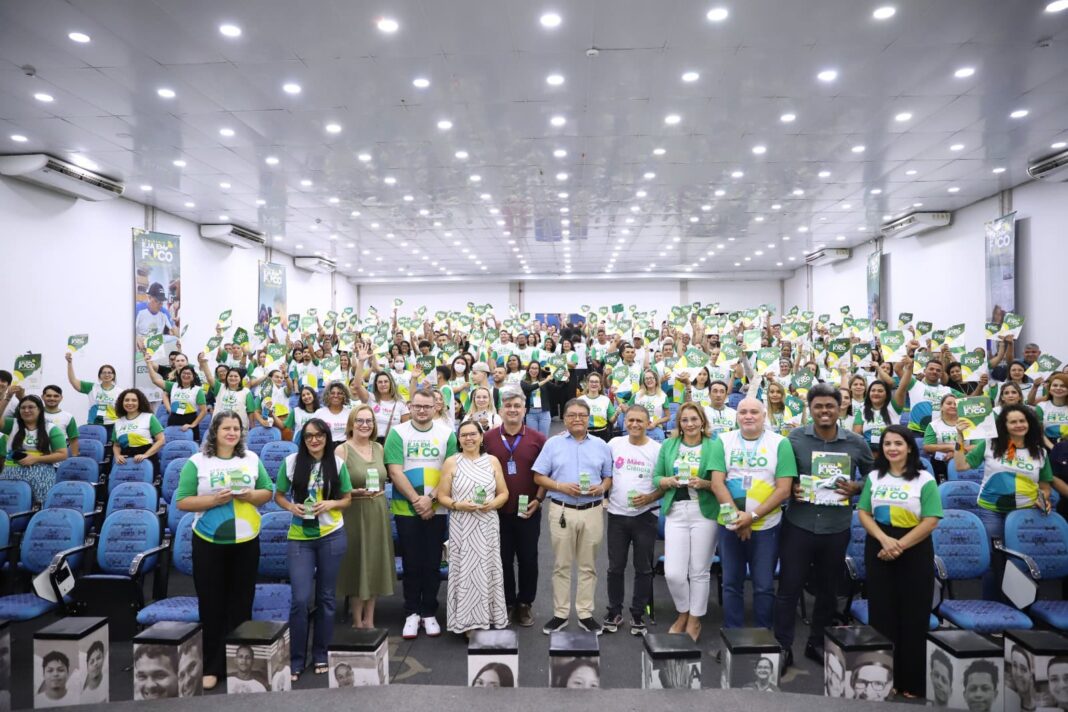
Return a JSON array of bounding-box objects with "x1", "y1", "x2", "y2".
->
[
  {"x1": 933, "y1": 554, "x2": 948, "y2": 580},
  {"x1": 844, "y1": 555, "x2": 861, "y2": 580},
  {"x1": 993, "y1": 540, "x2": 1042, "y2": 580},
  {"x1": 129, "y1": 540, "x2": 171, "y2": 578}
]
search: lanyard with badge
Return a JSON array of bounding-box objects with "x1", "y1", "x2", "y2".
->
[
  {"x1": 738, "y1": 434, "x2": 763, "y2": 491},
  {"x1": 500, "y1": 429, "x2": 524, "y2": 475}
]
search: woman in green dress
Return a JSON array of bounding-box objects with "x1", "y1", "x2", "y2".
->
[{"x1": 335, "y1": 404, "x2": 394, "y2": 628}]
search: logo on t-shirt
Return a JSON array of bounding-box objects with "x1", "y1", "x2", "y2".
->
[
  {"x1": 615, "y1": 456, "x2": 625, "y2": 469},
  {"x1": 406, "y1": 437, "x2": 441, "y2": 459}
]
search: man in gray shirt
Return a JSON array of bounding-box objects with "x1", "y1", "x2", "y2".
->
[{"x1": 774, "y1": 383, "x2": 874, "y2": 669}]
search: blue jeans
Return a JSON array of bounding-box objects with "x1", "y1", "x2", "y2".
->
[
  {"x1": 526, "y1": 408, "x2": 551, "y2": 437},
  {"x1": 974, "y1": 508, "x2": 1006, "y2": 601},
  {"x1": 288, "y1": 528, "x2": 347, "y2": 671},
  {"x1": 720, "y1": 524, "x2": 780, "y2": 629}
]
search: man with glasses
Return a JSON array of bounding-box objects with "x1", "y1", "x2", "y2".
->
[
  {"x1": 533, "y1": 398, "x2": 613, "y2": 635},
  {"x1": 385, "y1": 388, "x2": 458, "y2": 640},
  {"x1": 483, "y1": 390, "x2": 547, "y2": 627},
  {"x1": 851, "y1": 653, "x2": 893, "y2": 702}
]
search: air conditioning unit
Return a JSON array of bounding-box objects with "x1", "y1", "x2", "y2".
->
[
  {"x1": 294, "y1": 256, "x2": 337, "y2": 273},
  {"x1": 199, "y1": 223, "x2": 266, "y2": 249},
  {"x1": 805, "y1": 248, "x2": 851, "y2": 267},
  {"x1": 880, "y1": 211, "x2": 952, "y2": 239},
  {"x1": 1027, "y1": 148, "x2": 1068, "y2": 182},
  {"x1": 0, "y1": 153, "x2": 124, "y2": 201}
]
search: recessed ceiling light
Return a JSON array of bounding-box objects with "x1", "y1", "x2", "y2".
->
[
  {"x1": 357, "y1": 153, "x2": 372, "y2": 162},
  {"x1": 872, "y1": 6, "x2": 896, "y2": 19},
  {"x1": 184, "y1": 202, "x2": 195, "y2": 208},
  {"x1": 905, "y1": 169, "x2": 918, "y2": 175},
  {"x1": 412, "y1": 77, "x2": 430, "y2": 89},
  {"x1": 68, "y1": 31, "x2": 91, "y2": 43},
  {"x1": 546, "y1": 74, "x2": 565, "y2": 86},
  {"x1": 436, "y1": 119, "x2": 453, "y2": 130},
  {"x1": 730, "y1": 170, "x2": 744, "y2": 178},
  {"x1": 817, "y1": 69, "x2": 838, "y2": 82},
  {"x1": 219, "y1": 182, "x2": 231, "y2": 189},
  {"x1": 752, "y1": 145, "x2": 767, "y2": 155},
  {"x1": 553, "y1": 148, "x2": 567, "y2": 158},
  {"x1": 947, "y1": 186, "x2": 960, "y2": 193},
  {"x1": 714, "y1": 189, "x2": 726, "y2": 196},
  {"x1": 701, "y1": 204, "x2": 711, "y2": 212},
  {"x1": 480, "y1": 193, "x2": 492, "y2": 200},
  {"x1": 754, "y1": 216, "x2": 764, "y2": 222},
  {"x1": 643, "y1": 171, "x2": 656, "y2": 179},
  {"x1": 556, "y1": 172, "x2": 568, "y2": 181},
  {"x1": 681, "y1": 71, "x2": 700, "y2": 83},
  {"x1": 376, "y1": 17, "x2": 399, "y2": 33},
  {"x1": 351, "y1": 210, "x2": 361, "y2": 217},
  {"x1": 706, "y1": 7, "x2": 729, "y2": 22},
  {"x1": 540, "y1": 12, "x2": 562, "y2": 28},
  {"x1": 954, "y1": 66, "x2": 975, "y2": 78},
  {"x1": 219, "y1": 24, "x2": 242, "y2": 37},
  {"x1": 782, "y1": 236, "x2": 790, "y2": 241},
  {"x1": 1052, "y1": 141, "x2": 1067, "y2": 149},
  {"x1": 403, "y1": 195, "x2": 414, "y2": 202},
  {"x1": 557, "y1": 192, "x2": 569, "y2": 199},
  {"x1": 630, "y1": 205, "x2": 640, "y2": 212},
  {"x1": 219, "y1": 127, "x2": 235, "y2": 137},
  {"x1": 140, "y1": 184, "x2": 152, "y2": 192},
  {"x1": 836, "y1": 235, "x2": 847, "y2": 241},
  {"x1": 771, "y1": 203, "x2": 782, "y2": 210},
  {"x1": 792, "y1": 189, "x2": 804, "y2": 196},
  {"x1": 636, "y1": 190, "x2": 647, "y2": 198},
  {"x1": 172, "y1": 159, "x2": 186, "y2": 167},
  {"x1": 870, "y1": 188, "x2": 882, "y2": 194},
  {"x1": 992, "y1": 167, "x2": 1006, "y2": 174},
  {"x1": 220, "y1": 215, "x2": 230, "y2": 221},
  {"x1": 950, "y1": 143, "x2": 964, "y2": 151},
  {"x1": 265, "y1": 156, "x2": 279, "y2": 165},
  {"x1": 798, "y1": 226, "x2": 809, "y2": 233},
  {"x1": 1009, "y1": 109, "x2": 1029, "y2": 119},
  {"x1": 282, "y1": 82, "x2": 301, "y2": 95},
  {"x1": 664, "y1": 114, "x2": 681, "y2": 125},
  {"x1": 34, "y1": 92, "x2": 54, "y2": 103},
  {"x1": 325, "y1": 123, "x2": 342, "y2": 134},
  {"x1": 300, "y1": 179, "x2": 312, "y2": 187},
  {"x1": 1046, "y1": 0, "x2": 1068, "y2": 11},
  {"x1": 469, "y1": 174, "x2": 482, "y2": 182},
  {"x1": 328, "y1": 197, "x2": 340, "y2": 204},
  {"x1": 690, "y1": 216, "x2": 699, "y2": 223},
  {"x1": 10, "y1": 134, "x2": 28, "y2": 143},
  {"x1": 780, "y1": 113, "x2": 796, "y2": 123},
  {"x1": 550, "y1": 115, "x2": 566, "y2": 127},
  {"x1": 894, "y1": 111, "x2": 912, "y2": 122},
  {"x1": 157, "y1": 88, "x2": 176, "y2": 99},
  {"x1": 842, "y1": 203, "x2": 851, "y2": 209},
  {"x1": 818, "y1": 170, "x2": 831, "y2": 178},
  {"x1": 851, "y1": 144, "x2": 865, "y2": 153}
]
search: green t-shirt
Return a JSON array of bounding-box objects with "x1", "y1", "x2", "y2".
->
[
  {"x1": 275, "y1": 453, "x2": 352, "y2": 540},
  {"x1": 384, "y1": 420, "x2": 458, "y2": 516}
]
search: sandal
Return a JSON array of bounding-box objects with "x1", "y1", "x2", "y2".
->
[
  {"x1": 291, "y1": 673, "x2": 300, "y2": 683},
  {"x1": 314, "y1": 663, "x2": 329, "y2": 675}
]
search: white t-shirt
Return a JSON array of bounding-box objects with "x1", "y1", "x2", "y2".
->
[
  {"x1": 372, "y1": 398, "x2": 409, "y2": 438},
  {"x1": 607, "y1": 436, "x2": 661, "y2": 516},
  {"x1": 314, "y1": 405, "x2": 353, "y2": 443},
  {"x1": 704, "y1": 405, "x2": 738, "y2": 435}
]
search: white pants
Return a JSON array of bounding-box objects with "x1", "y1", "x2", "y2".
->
[{"x1": 663, "y1": 500, "x2": 718, "y2": 617}]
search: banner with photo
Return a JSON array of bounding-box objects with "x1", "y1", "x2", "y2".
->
[
  {"x1": 984, "y1": 212, "x2": 1016, "y2": 327},
  {"x1": 133, "y1": 230, "x2": 181, "y2": 400},
  {"x1": 866, "y1": 249, "x2": 882, "y2": 326},
  {"x1": 258, "y1": 261, "x2": 287, "y2": 332}
]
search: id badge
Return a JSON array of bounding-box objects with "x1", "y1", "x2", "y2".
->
[
  {"x1": 742, "y1": 474, "x2": 753, "y2": 491},
  {"x1": 507, "y1": 460, "x2": 517, "y2": 475}
]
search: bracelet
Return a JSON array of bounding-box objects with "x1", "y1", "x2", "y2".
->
[{"x1": 536, "y1": 495, "x2": 545, "y2": 503}]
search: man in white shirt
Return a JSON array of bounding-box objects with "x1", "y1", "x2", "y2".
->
[{"x1": 603, "y1": 405, "x2": 663, "y2": 635}]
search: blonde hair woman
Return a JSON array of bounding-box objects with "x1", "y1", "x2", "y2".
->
[{"x1": 335, "y1": 405, "x2": 395, "y2": 629}]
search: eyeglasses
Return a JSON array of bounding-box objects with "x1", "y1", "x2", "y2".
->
[
  {"x1": 853, "y1": 678, "x2": 889, "y2": 692},
  {"x1": 354, "y1": 419, "x2": 374, "y2": 426},
  {"x1": 305, "y1": 432, "x2": 327, "y2": 441},
  {"x1": 410, "y1": 404, "x2": 433, "y2": 410},
  {"x1": 564, "y1": 413, "x2": 587, "y2": 420},
  {"x1": 459, "y1": 432, "x2": 481, "y2": 438}
]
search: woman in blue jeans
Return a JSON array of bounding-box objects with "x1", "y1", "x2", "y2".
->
[
  {"x1": 274, "y1": 418, "x2": 352, "y2": 679},
  {"x1": 520, "y1": 361, "x2": 553, "y2": 436}
]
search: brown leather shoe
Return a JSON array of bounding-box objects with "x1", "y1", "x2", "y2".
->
[{"x1": 515, "y1": 603, "x2": 535, "y2": 627}]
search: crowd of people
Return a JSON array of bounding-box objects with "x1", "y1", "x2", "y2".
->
[{"x1": 3, "y1": 302, "x2": 1068, "y2": 699}]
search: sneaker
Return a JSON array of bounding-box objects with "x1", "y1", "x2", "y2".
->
[
  {"x1": 577, "y1": 617, "x2": 603, "y2": 636},
  {"x1": 629, "y1": 614, "x2": 647, "y2": 636},
  {"x1": 422, "y1": 616, "x2": 442, "y2": 637},
  {"x1": 402, "y1": 614, "x2": 420, "y2": 640},
  {"x1": 602, "y1": 612, "x2": 623, "y2": 633},
  {"x1": 515, "y1": 604, "x2": 535, "y2": 628},
  {"x1": 542, "y1": 616, "x2": 569, "y2": 635}
]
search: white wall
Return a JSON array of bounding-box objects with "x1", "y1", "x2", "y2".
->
[
  {"x1": 799, "y1": 179, "x2": 1068, "y2": 359},
  {"x1": 0, "y1": 175, "x2": 342, "y2": 421},
  {"x1": 356, "y1": 281, "x2": 513, "y2": 315},
  {"x1": 519, "y1": 278, "x2": 783, "y2": 317},
  {"x1": 783, "y1": 267, "x2": 809, "y2": 313}
]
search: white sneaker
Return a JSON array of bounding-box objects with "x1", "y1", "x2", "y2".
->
[
  {"x1": 402, "y1": 614, "x2": 420, "y2": 639},
  {"x1": 422, "y1": 616, "x2": 442, "y2": 637}
]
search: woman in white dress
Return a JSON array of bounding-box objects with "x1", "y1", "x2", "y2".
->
[{"x1": 436, "y1": 420, "x2": 509, "y2": 634}]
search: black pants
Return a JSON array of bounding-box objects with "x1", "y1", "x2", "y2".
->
[
  {"x1": 589, "y1": 426, "x2": 612, "y2": 443},
  {"x1": 866, "y1": 526, "x2": 934, "y2": 697},
  {"x1": 395, "y1": 514, "x2": 447, "y2": 617},
  {"x1": 167, "y1": 411, "x2": 201, "y2": 442},
  {"x1": 498, "y1": 509, "x2": 541, "y2": 606},
  {"x1": 192, "y1": 535, "x2": 260, "y2": 678},
  {"x1": 606, "y1": 510, "x2": 658, "y2": 617},
  {"x1": 773, "y1": 518, "x2": 850, "y2": 650}
]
